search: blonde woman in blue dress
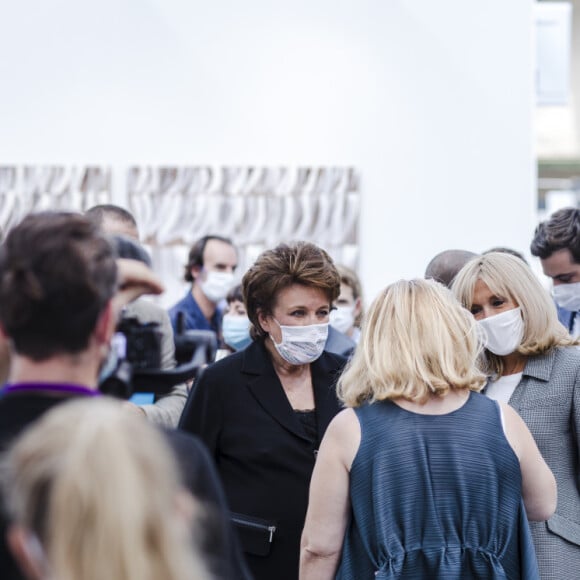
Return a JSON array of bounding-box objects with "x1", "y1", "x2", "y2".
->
[{"x1": 300, "y1": 279, "x2": 555, "y2": 580}]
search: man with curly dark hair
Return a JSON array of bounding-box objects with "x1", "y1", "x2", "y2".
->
[{"x1": 531, "y1": 207, "x2": 580, "y2": 335}]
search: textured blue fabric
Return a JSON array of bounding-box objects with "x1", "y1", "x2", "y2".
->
[
  {"x1": 336, "y1": 392, "x2": 539, "y2": 580},
  {"x1": 168, "y1": 291, "x2": 222, "y2": 335},
  {"x1": 556, "y1": 304, "x2": 576, "y2": 333}
]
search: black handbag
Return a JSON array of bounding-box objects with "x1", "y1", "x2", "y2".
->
[{"x1": 231, "y1": 512, "x2": 277, "y2": 557}]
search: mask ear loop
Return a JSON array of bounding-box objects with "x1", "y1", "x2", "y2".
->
[
  {"x1": 24, "y1": 532, "x2": 51, "y2": 578},
  {"x1": 269, "y1": 318, "x2": 284, "y2": 346},
  {"x1": 475, "y1": 319, "x2": 489, "y2": 351}
]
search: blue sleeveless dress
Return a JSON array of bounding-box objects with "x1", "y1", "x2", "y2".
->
[{"x1": 336, "y1": 392, "x2": 539, "y2": 579}]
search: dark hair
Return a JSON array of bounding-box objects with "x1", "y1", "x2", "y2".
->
[
  {"x1": 109, "y1": 235, "x2": 152, "y2": 267},
  {"x1": 183, "y1": 235, "x2": 234, "y2": 283},
  {"x1": 242, "y1": 241, "x2": 340, "y2": 339},
  {"x1": 0, "y1": 212, "x2": 117, "y2": 360},
  {"x1": 424, "y1": 249, "x2": 478, "y2": 288},
  {"x1": 226, "y1": 283, "x2": 244, "y2": 304},
  {"x1": 86, "y1": 204, "x2": 138, "y2": 231},
  {"x1": 530, "y1": 207, "x2": 580, "y2": 263}
]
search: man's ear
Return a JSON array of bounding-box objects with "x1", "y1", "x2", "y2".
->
[
  {"x1": 353, "y1": 297, "x2": 363, "y2": 318},
  {"x1": 190, "y1": 265, "x2": 202, "y2": 282},
  {"x1": 7, "y1": 525, "x2": 45, "y2": 580},
  {"x1": 0, "y1": 324, "x2": 13, "y2": 384},
  {"x1": 95, "y1": 300, "x2": 116, "y2": 346}
]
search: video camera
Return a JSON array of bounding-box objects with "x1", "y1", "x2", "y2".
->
[
  {"x1": 100, "y1": 234, "x2": 218, "y2": 400},
  {"x1": 99, "y1": 313, "x2": 217, "y2": 400}
]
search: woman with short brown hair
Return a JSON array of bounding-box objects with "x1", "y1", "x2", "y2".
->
[{"x1": 180, "y1": 241, "x2": 346, "y2": 580}]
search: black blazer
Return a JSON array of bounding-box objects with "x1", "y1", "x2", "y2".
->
[
  {"x1": 0, "y1": 391, "x2": 249, "y2": 580},
  {"x1": 179, "y1": 340, "x2": 346, "y2": 580}
]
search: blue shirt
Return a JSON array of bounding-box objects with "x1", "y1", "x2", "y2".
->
[{"x1": 168, "y1": 291, "x2": 223, "y2": 336}]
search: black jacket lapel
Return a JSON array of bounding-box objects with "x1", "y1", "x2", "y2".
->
[{"x1": 242, "y1": 342, "x2": 311, "y2": 442}]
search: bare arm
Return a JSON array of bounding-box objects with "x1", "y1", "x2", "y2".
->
[
  {"x1": 124, "y1": 302, "x2": 188, "y2": 427},
  {"x1": 501, "y1": 403, "x2": 557, "y2": 521},
  {"x1": 300, "y1": 409, "x2": 360, "y2": 580},
  {"x1": 112, "y1": 258, "x2": 164, "y2": 316}
]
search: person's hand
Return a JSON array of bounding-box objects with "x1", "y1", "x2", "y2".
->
[{"x1": 112, "y1": 259, "x2": 164, "y2": 316}]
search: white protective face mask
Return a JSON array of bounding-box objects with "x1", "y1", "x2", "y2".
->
[
  {"x1": 270, "y1": 319, "x2": 329, "y2": 365},
  {"x1": 553, "y1": 282, "x2": 580, "y2": 312},
  {"x1": 22, "y1": 532, "x2": 51, "y2": 578},
  {"x1": 477, "y1": 307, "x2": 524, "y2": 356},
  {"x1": 329, "y1": 305, "x2": 355, "y2": 335},
  {"x1": 199, "y1": 271, "x2": 234, "y2": 303}
]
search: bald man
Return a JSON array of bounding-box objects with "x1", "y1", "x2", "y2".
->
[{"x1": 425, "y1": 249, "x2": 478, "y2": 288}]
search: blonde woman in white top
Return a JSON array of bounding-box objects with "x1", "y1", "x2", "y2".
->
[{"x1": 453, "y1": 252, "x2": 580, "y2": 579}]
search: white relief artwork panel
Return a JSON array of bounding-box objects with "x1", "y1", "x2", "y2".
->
[{"x1": 0, "y1": 165, "x2": 360, "y2": 307}]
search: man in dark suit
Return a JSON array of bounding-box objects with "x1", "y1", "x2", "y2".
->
[
  {"x1": 531, "y1": 207, "x2": 580, "y2": 336},
  {"x1": 0, "y1": 212, "x2": 249, "y2": 580}
]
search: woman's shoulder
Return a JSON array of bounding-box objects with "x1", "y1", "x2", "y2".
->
[
  {"x1": 543, "y1": 345, "x2": 580, "y2": 372},
  {"x1": 525, "y1": 346, "x2": 580, "y2": 387},
  {"x1": 197, "y1": 341, "x2": 272, "y2": 384},
  {"x1": 197, "y1": 350, "x2": 246, "y2": 388},
  {"x1": 552, "y1": 344, "x2": 580, "y2": 360},
  {"x1": 328, "y1": 407, "x2": 359, "y2": 430},
  {"x1": 207, "y1": 348, "x2": 246, "y2": 370}
]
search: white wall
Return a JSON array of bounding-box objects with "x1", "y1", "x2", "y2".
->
[
  {"x1": 574, "y1": 0, "x2": 580, "y2": 151},
  {"x1": 0, "y1": 0, "x2": 536, "y2": 303},
  {"x1": 535, "y1": 1, "x2": 579, "y2": 158}
]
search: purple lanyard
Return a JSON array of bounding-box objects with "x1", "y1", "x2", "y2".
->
[{"x1": 1, "y1": 383, "x2": 101, "y2": 397}]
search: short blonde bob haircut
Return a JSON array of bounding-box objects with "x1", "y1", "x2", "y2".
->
[
  {"x1": 452, "y1": 252, "x2": 577, "y2": 376},
  {"x1": 2, "y1": 398, "x2": 208, "y2": 580},
  {"x1": 338, "y1": 278, "x2": 486, "y2": 407}
]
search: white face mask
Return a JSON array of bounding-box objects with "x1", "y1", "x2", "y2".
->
[
  {"x1": 270, "y1": 319, "x2": 328, "y2": 365},
  {"x1": 477, "y1": 307, "x2": 524, "y2": 356},
  {"x1": 199, "y1": 271, "x2": 234, "y2": 303},
  {"x1": 553, "y1": 282, "x2": 580, "y2": 312},
  {"x1": 329, "y1": 305, "x2": 355, "y2": 335},
  {"x1": 22, "y1": 532, "x2": 51, "y2": 578}
]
